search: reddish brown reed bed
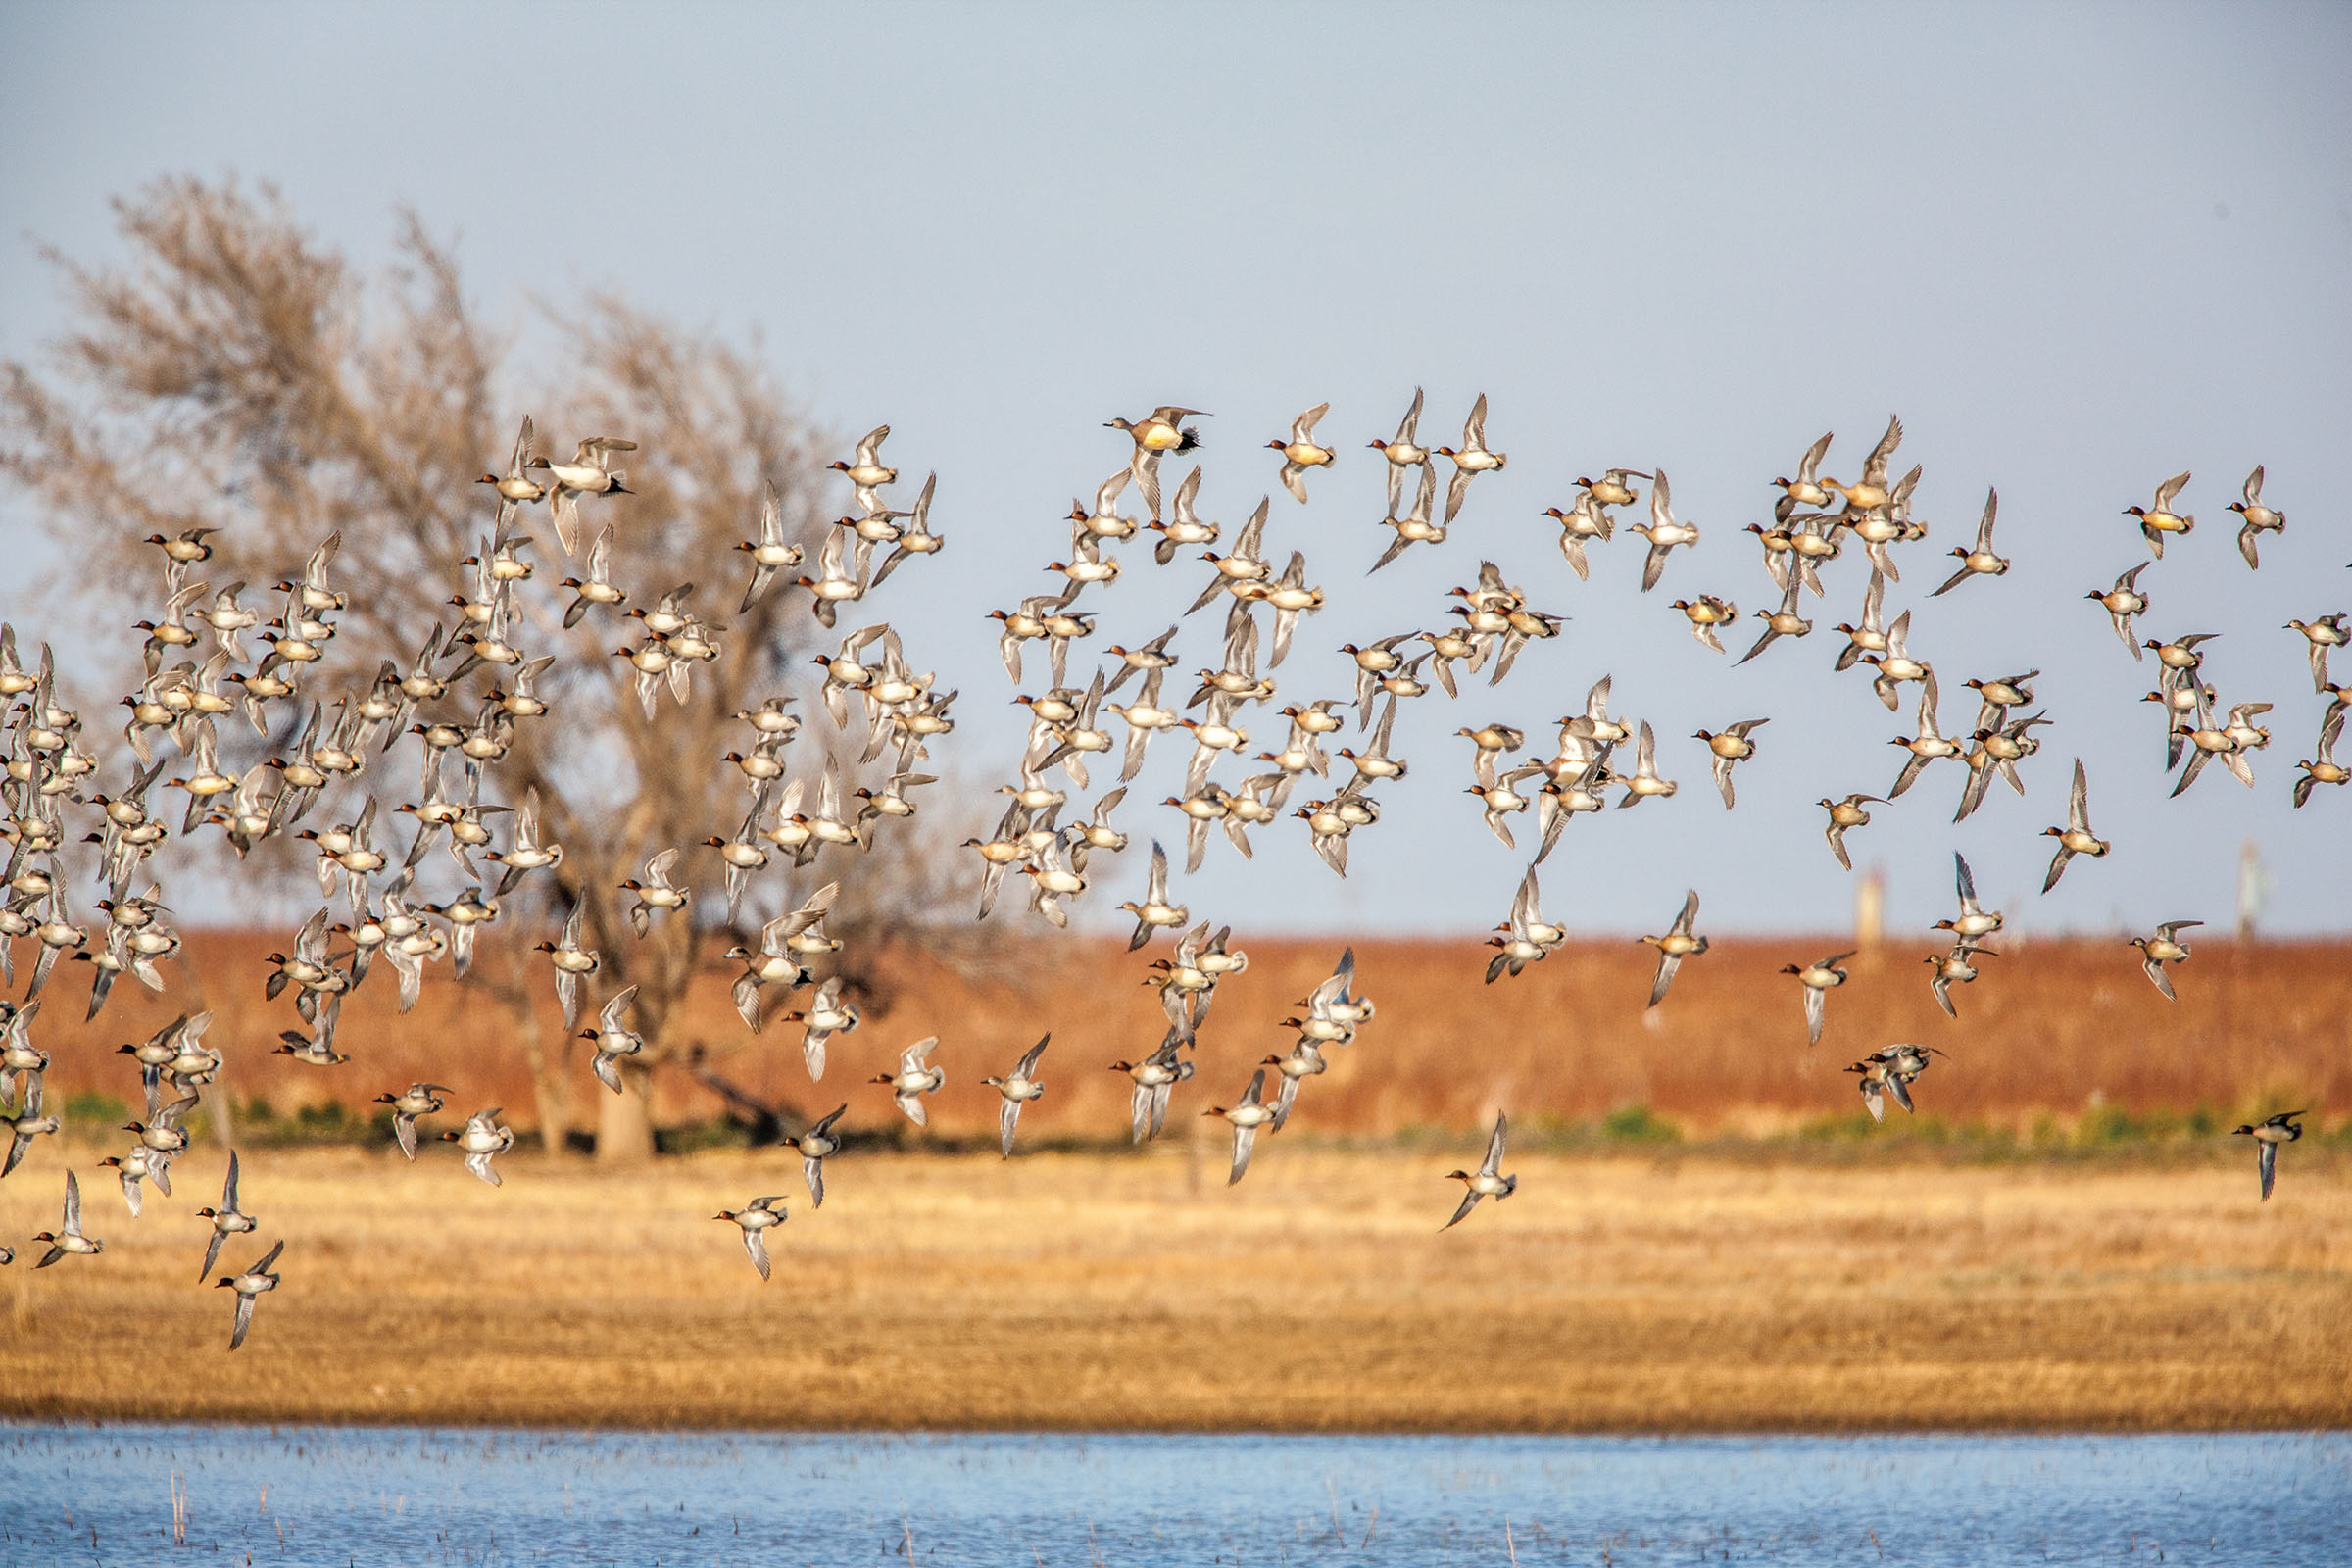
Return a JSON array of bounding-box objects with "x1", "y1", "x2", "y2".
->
[{"x1": 22, "y1": 931, "x2": 2349, "y2": 1145}]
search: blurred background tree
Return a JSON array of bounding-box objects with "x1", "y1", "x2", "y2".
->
[{"x1": 0, "y1": 176, "x2": 991, "y2": 1163}]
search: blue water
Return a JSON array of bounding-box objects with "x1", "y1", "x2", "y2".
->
[{"x1": 0, "y1": 1426, "x2": 2343, "y2": 1566}]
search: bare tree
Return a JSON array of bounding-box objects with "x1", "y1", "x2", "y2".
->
[{"x1": 1, "y1": 176, "x2": 991, "y2": 1162}]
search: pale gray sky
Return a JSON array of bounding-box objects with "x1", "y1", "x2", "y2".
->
[{"x1": 4, "y1": 2, "x2": 2349, "y2": 937}]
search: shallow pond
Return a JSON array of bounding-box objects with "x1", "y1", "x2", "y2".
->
[{"x1": 1, "y1": 1425, "x2": 2344, "y2": 1565}]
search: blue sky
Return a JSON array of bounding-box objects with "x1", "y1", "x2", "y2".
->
[{"x1": 4, "y1": 2, "x2": 2349, "y2": 937}]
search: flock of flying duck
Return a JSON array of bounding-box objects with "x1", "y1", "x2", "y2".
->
[{"x1": 0, "y1": 393, "x2": 2331, "y2": 1344}]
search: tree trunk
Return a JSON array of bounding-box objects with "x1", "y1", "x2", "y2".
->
[
  {"x1": 523, "y1": 1025, "x2": 573, "y2": 1159},
  {"x1": 506, "y1": 943, "x2": 572, "y2": 1158},
  {"x1": 596, "y1": 1063, "x2": 658, "y2": 1164}
]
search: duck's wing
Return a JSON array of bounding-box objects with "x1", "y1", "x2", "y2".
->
[
  {"x1": 1639, "y1": 537, "x2": 1670, "y2": 594},
  {"x1": 1394, "y1": 385, "x2": 1425, "y2": 444},
  {"x1": 1227, "y1": 1121, "x2": 1259, "y2": 1185},
  {"x1": 1014, "y1": 1036, "x2": 1050, "y2": 1079},
  {"x1": 295, "y1": 906, "x2": 330, "y2": 963},
  {"x1": 1234, "y1": 498, "x2": 1268, "y2": 562},
  {"x1": 1647, "y1": 951, "x2": 1682, "y2": 1010},
  {"x1": 1797, "y1": 430, "x2": 1833, "y2": 484},
  {"x1": 776, "y1": 881, "x2": 841, "y2": 945},
  {"x1": 1441, "y1": 1187, "x2": 1482, "y2": 1230},
  {"x1": 1863, "y1": 414, "x2": 1904, "y2": 484},
  {"x1": 1508, "y1": 867, "x2": 1541, "y2": 936},
  {"x1": 2152, "y1": 471, "x2": 2189, "y2": 513},
  {"x1": 1886, "y1": 1072, "x2": 1915, "y2": 1115},
  {"x1": 1481, "y1": 1112, "x2": 1508, "y2": 1177},
  {"x1": 1646, "y1": 467, "x2": 1674, "y2": 529},
  {"x1": 1461, "y1": 393, "x2": 1488, "y2": 447},
  {"x1": 2067, "y1": 759, "x2": 2092, "y2": 832},
  {"x1": 1803, "y1": 983, "x2": 1826, "y2": 1045},
  {"x1": 591, "y1": 1050, "x2": 625, "y2": 1095},
  {"x1": 2258, "y1": 1138, "x2": 2278, "y2": 1200},
  {"x1": 1444, "y1": 466, "x2": 1473, "y2": 524},
  {"x1": 1405, "y1": 462, "x2": 1437, "y2": 527},
  {"x1": 1974, "y1": 487, "x2": 1999, "y2": 552},
  {"x1": 744, "y1": 1225, "x2": 773, "y2": 1281}
]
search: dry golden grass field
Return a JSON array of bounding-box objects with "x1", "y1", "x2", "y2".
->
[{"x1": 1, "y1": 1142, "x2": 2345, "y2": 1432}]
